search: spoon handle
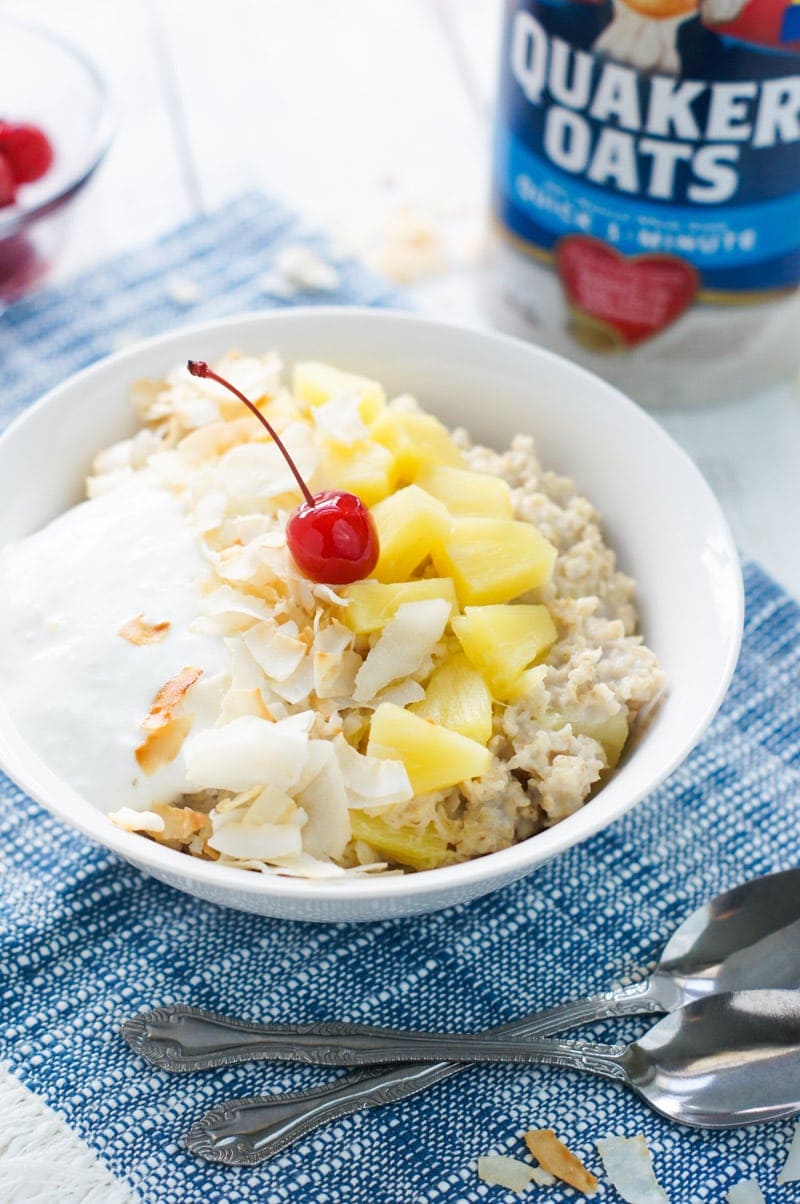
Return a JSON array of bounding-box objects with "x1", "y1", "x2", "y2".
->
[
  {"x1": 184, "y1": 1036, "x2": 629, "y2": 1166},
  {"x1": 185, "y1": 1065, "x2": 467, "y2": 1166},
  {"x1": 125, "y1": 981, "x2": 660, "y2": 1073},
  {"x1": 178, "y1": 986, "x2": 653, "y2": 1166}
]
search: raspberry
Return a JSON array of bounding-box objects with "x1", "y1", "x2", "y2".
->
[
  {"x1": 0, "y1": 153, "x2": 16, "y2": 206},
  {"x1": 0, "y1": 122, "x2": 54, "y2": 184}
]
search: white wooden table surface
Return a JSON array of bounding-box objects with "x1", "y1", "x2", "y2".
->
[{"x1": 0, "y1": 2, "x2": 798, "y2": 1198}]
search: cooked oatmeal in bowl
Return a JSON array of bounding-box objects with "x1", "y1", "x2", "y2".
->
[
  {"x1": 0, "y1": 347, "x2": 664, "y2": 880},
  {"x1": 0, "y1": 309, "x2": 741, "y2": 920}
]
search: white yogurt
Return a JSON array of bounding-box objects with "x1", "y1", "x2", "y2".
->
[{"x1": 0, "y1": 477, "x2": 228, "y2": 811}]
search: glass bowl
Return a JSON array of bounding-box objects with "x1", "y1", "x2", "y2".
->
[{"x1": 0, "y1": 15, "x2": 113, "y2": 307}]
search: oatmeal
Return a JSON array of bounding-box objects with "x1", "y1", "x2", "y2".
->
[{"x1": 0, "y1": 353, "x2": 663, "y2": 878}]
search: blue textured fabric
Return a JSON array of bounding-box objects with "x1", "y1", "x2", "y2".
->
[{"x1": 2, "y1": 195, "x2": 800, "y2": 1204}]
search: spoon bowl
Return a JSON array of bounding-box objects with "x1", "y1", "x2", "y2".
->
[
  {"x1": 624, "y1": 990, "x2": 800, "y2": 1127},
  {"x1": 651, "y1": 866, "x2": 800, "y2": 1007}
]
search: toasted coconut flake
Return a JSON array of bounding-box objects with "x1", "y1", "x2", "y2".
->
[
  {"x1": 268, "y1": 852, "x2": 348, "y2": 879},
  {"x1": 312, "y1": 581, "x2": 349, "y2": 607},
  {"x1": 147, "y1": 449, "x2": 193, "y2": 488},
  {"x1": 202, "y1": 586, "x2": 272, "y2": 621},
  {"x1": 353, "y1": 599, "x2": 450, "y2": 703},
  {"x1": 219, "y1": 687, "x2": 274, "y2": 724},
  {"x1": 244, "y1": 621, "x2": 306, "y2": 681},
  {"x1": 343, "y1": 861, "x2": 393, "y2": 876},
  {"x1": 194, "y1": 492, "x2": 229, "y2": 533},
  {"x1": 208, "y1": 820, "x2": 302, "y2": 861},
  {"x1": 215, "y1": 787, "x2": 262, "y2": 816},
  {"x1": 118, "y1": 614, "x2": 171, "y2": 646},
  {"x1": 727, "y1": 1182, "x2": 766, "y2": 1204},
  {"x1": 476, "y1": 1155, "x2": 536, "y2": 1194},
  {"x1": 185, "y1": 715, "x2": 309, "y2": 794},
  {"x1": 130, "y1": 377, "x2": 167, "y2": 422},
  {"x1": 372, "y1": 679, "x2": 426, "y2": 708},
  {"x1": 134, "y1": 666, "x2": 203, "y2": 773},
  {"x1": 225, "y1": 637, "x2": 268, "y2": 690},
  {"x1": 524, "y1": 1130, "x2": 597, "y2": 1195},
  {"x1": 141, "y1": 667, "x2": 203, "y2": 733},
  {"x1": 216, "y1": 430, "x2": 319, "y2": 503},
  {"x1": 269, "y1": 656, "x2": 314, "y2": 705},
  {"x1": 312, "y1": 621, "x2": 356, "y2": 697},
  {"x1": 334, "y1": 735, "x2": 412, "y2": 808},
  {"x1": 179, "y1": 415, "x2": 266, "y2": 466},
  {"x1": 184, "y1": 671, "x2": 229, "y2": 727},
  {"x1": 294, "y1": 740, "x2": 333, "y2": 793},
  {"x1": 271, "y1": 244, "x2": 341, "y2": 293},
  {"x1": 530, "y1": 1167, "x2": 556, "y2": 1186},
  {"x1": 281, "y1": 710, "x2": 316, "y2": 734},
  {"x1": 779, "y1": 1119, "x2": 800, "y2": 1184},
  {"x1": 596, "y1": 1136, "x2": 669, "y2": 1204},
  {"x1": 179, "y1": 352, "x2": 281, "y2": 417},
  {"x1": 108, "y1": 807, "x2": 165, "y2": 834},
  {"x1": 151, "y1": 803, "x2": 208, "y2": 843},
  {"x1": 313, "y1": 620, "x2": 353, "y2": 657},
  {"x1": 244, "y1": 785, "x2": 298, "y2": 826},
  {"x1": 296, "y1": 741, "x2": 350, "y2": 860},
  {"x1": 314, "y1": 649, "x2": 361, "y2": 699},
  {"x1": 193, "y1": 587, "x2": 274, "y2": 637},
  {"x1": 135, "y1": 715, "x2": 194, "y2": 774},
  {"x1": 313, "y1": 392, "x2": 368, "y2": 445}
]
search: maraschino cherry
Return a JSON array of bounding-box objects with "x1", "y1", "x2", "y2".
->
[{"x1": 187, "y1": 360, "x2": 379, "y2": 585}]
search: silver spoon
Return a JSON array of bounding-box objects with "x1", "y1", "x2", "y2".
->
[
  {"x1": 124, "y1": 866, "x2": 800, "y2": 1076},
  {"x1": 185, "y1": 989, "x2": 800, "y2": 1164}
]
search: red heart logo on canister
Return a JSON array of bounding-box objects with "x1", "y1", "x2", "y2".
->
[{"x1": 556, "y1": 236, "x2": 698, "y2": 350}]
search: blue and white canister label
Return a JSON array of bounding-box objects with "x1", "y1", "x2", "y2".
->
[{"x1": 493, "y1": 0, "x2": 800, "y2": 350}]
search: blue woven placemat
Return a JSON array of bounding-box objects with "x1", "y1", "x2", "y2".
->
[{"x1": 2, "y1": 195, "x2": 800, "y2": 1204}]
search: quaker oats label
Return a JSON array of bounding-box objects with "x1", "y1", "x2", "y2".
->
[{"x1": 492, "y1": 0, "x2": 800, "y2": 358}]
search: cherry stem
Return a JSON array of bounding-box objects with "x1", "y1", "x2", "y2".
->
[{"x1": 187, "y1": 360, "x2": 315, "y2": 506}]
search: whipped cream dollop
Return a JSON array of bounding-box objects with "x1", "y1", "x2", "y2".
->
[{"x1": 0, "y1": 477, "x2": 227, "y2": 810}]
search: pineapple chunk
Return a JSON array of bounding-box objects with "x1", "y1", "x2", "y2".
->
[
  {"x1": 370, "y1": 485, "x2": 451, "y2": 583},
  {"x1": 292, "y1": 362, "x2": 385, "y2": 423},
  {"x1": 432, "y1": 517, "x2": 556, "y2": 606},
  {"x1": 452, "y1": 604, "x2": 557, "y2": 699},
  {"x1": 321, "y1": 439, "x2": 395, "y2": 507},
  {"x1": 366, "y1": 703, "x2": 491, "y2": 796},
  {"x1": 411, "y1": 652, "x2": 493, "y2": 745},
  {"x1": 551, "y1": 708, "x2": 629, "y2": 769},
  {"x1": 350, "y1": 811, "x2": 450, "y2": 871},
  {"x1": 370, "y1": 409, "x2": 464, "y2": 483},
  {"x1": 339, "y1": 577, "x2": 458, "y2": 634},
  {"x1": 503, "y1": 663, "x2": 548, "y2": 704},
  {"x1": 414, "y1": 464, "x2": 513, "y2": 519}
]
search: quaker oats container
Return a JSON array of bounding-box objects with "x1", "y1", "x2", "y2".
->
[{"x1": 489, "y1": 0, "x2": 800, "y2": 406}]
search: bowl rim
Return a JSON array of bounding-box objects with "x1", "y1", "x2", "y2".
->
[
  {"x1": 0, "y1": 306, "x2": 745, "y2": 906},
  {"x1": 0, "y1": 13, "x2": 115, "y2": 237}
]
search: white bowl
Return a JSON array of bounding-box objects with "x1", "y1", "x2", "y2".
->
[{"x1": 0, "y1": 309, "x2": 743, "y2": 921}]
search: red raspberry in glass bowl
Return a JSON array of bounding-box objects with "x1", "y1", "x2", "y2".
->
[
  {"x1": 0, "y1": 13, "x2": 113, "y2": 305},
  {"x1": 0, "y1": 121, "x2": 53, "y2": 186},
  {"x1": 0, "y1": 154, "x2": 16, "y2": 207}
]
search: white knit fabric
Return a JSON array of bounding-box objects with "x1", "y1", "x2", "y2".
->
[{"x1": 0, "y1": 1063, "x2": 137, "y2": 1204}]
